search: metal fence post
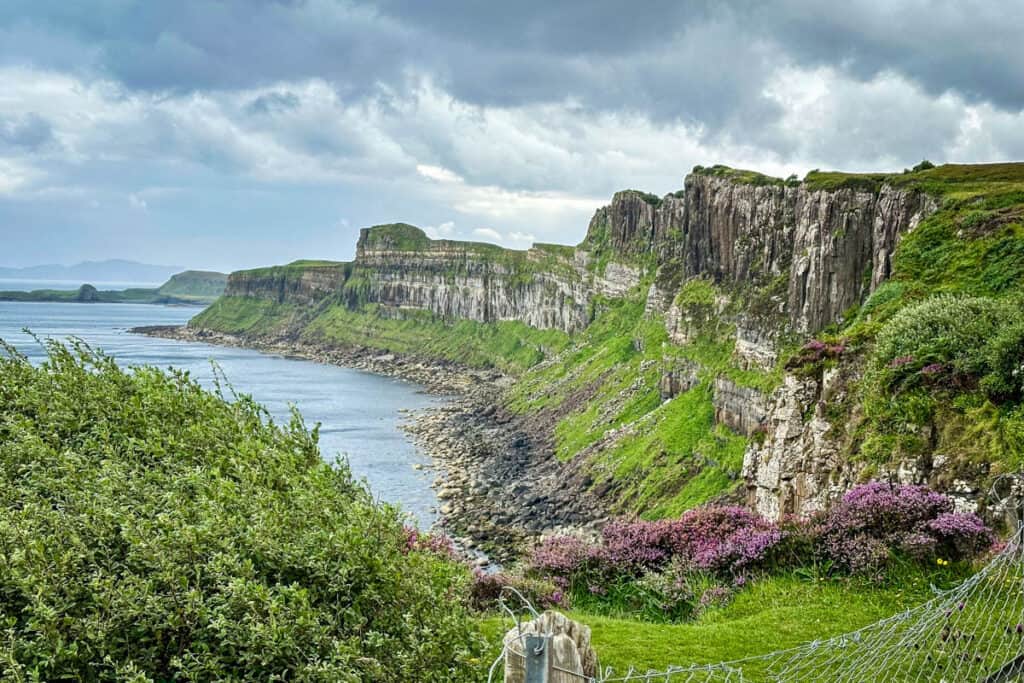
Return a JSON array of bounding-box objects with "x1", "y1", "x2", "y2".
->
[{"x1": 524, "y1": 634, "x2": 551, "y2": 683}]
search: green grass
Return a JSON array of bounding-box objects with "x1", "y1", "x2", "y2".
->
[
  {"x1": 893, "y1": 196, "x2": 1024, "y2": 297},
  {"x1": 598, "y1": 384, "x2": 749, "y2": 517},
  {"x1": 476, "y1": 572, "x2": 945, "y2": 678},
  {"x1": 803, "y1": 170, "x2": 888, "y2": 193},
  {"x1": 506, "y1": 297, "x2": 768, "y2": 516},
  {"x1": 189, "y1": 296, "x2": 302, "y2": 335},
  {"x1": 358, "y1": 223, "x2": 433, "y2": 251},
  {"x1": 305, "y1": 304, "x2": 571, "y2": 373}
]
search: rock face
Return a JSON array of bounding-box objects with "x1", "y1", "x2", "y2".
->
[
  {"x1": 352, "y1": 233, "x2": 593, "y2": 333},
  {"x1": 742, "y1": 365, "x2": 988, "y2": 520},
  {"x1": 200, "y1": 169, "x2": 944, "y2": 522},
  {"x1": 224, "y1": 264, "x2": 347, "y2": 305},
  {"x1": 216, "y1": 178, "x2": 936, "y2": 343},
  {"x1": 742, "y1": 371, "x2": 849, "y2": 519},
  {"x1": 712, "y1": 378, "x2": 769, "y2": 437},
  {"x1": 676, "y1": 175, "x2": 937, "y2": 335}
]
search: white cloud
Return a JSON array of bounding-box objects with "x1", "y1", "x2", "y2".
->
[
  {"x1": 0, "y1": 159, "x2": 42, "y2": 195},
  {"x1": 4, "y1": 61, "x2": 1024, "y2": 255},
  {"x1": 416, "y1": 164, "x2": 462, "y2": 184},
  {"x1": 508, "y1": 231, "x2": 536, "y2": 244},
  {"x1": 424, "y1": 220, "x2": 456, "y2": 239},
  {"x1": 472, "y1": 227, "x2": 502, "y2": 243}
]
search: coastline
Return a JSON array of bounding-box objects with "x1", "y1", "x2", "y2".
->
[{"x1": 131, "y1": 325, "x2": 607, "y2": 565}]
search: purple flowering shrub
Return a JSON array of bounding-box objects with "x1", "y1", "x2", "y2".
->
[
  {"x1": 529, "y1": 506, "x2": 785, "y2": 586},
  {"x1": 815, "y1": 483, "x2": 994, "y2": 573},
  {"x1": 522, "y1": 484, "x2": 994, "y2": 621},
  {"x1": 668, "y1": 505, "x2": 783, "y2": 574}
]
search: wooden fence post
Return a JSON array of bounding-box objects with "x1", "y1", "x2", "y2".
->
[{"x1": 503, "y1": 611, "x2": 597, "y2": 683}]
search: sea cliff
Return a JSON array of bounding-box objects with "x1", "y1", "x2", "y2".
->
[{"x1": 178, "y1": 163, "x2": 1024, "y2": 544}]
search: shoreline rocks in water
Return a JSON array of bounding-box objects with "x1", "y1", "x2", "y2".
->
[{"x1": 131, "y1": 325, "x2": 607, "y2": 566}]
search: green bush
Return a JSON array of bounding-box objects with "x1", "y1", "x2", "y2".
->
[
  {"x1": 0, "y1": 341, "x2": 483, "y2": 681},
  {"x1": 981, "y1": 320, "x2": 1024, "y2": 401},
  {"x1": 870, "y1": 295, "x2": 1014, "y2": 384}
]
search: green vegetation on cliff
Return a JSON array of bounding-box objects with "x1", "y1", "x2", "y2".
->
[
  {"x1": 805, "y1": 163, "x2": 1024, "y2": 475},
  {"x1": 306, "y1": 304, "x2": 571, "y2": 373},
  {"x1": 506, "y1": 293, "x2": 771, "y2": 515},
  {"x1": 0, "y1": 341, "x2": 483, "y2": 681},
  {"x1": 190, "y1": 295, "x2": 303, "y2": 335},
  {"x1": 691, "y1": 164, "x2": 795, "y2": 187},
  {"x1": 358, "y1": 223, "x2": 432, "y2": 251}
]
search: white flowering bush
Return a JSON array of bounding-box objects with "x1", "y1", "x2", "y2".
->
[{"x1": 871, "y1": 294, "x2": 1023, "y2": 396}]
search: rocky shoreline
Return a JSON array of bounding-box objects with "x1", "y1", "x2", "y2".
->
[{"x1": 131, "y1": 325, "x2": 607, "y2": 566}]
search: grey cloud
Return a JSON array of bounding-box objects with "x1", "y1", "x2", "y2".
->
[
  {"x1": 247, "y1": 91, "x2": 302, "y2": 116},
  {"x1": 0, "y1": 113, "x2": 55, "y2": 151},
  {"x1": 2, "y1": 0, "x2": 1022, "y2": 141},
  {"x1": 752, "y1": 1, "x2": 1024, "y2": 112}
]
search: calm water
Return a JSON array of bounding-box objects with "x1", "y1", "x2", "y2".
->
[{"x1": 0, "y1": 301, "x2": 440, "y2": 527}]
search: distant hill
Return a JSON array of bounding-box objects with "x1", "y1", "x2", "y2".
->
[
  {"x1": 0, "y1": 270, "x2": 227, "y2": 306},
  {"x1": 0, "y1": 259, "x2": 184, "y2": 285},
  {"x1": 156, "y1": 270, "x2": 229, "y2": 302}
]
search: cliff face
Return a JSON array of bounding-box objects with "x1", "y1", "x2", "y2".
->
[
  {"x1": 215, "y1": 176, "x2": 935, "y2": 347},
  {"x1": 224, "y1": 263, "x2": 346, "y2": 305},
  {"x1": 198, "y1": 164, "x2": 996, "y2": 522},
  {"x1": 351, "y1": 226, "x2": 592, "y2": 332}
]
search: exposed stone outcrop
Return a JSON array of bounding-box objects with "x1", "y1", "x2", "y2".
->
[
  {"x1": 678, "y1": 175, "x2": 936, "y2": 335},
  {"x1": 741, "y1": 370, "x2": 849, "y2": 520},
  {"x1": 659, "y1": 358, "x2": 701, "y2": 400},
  {"x1": 712, "y1": 378, "x2": 769, "y2": 437},
  {"x1": 743, "y1": 362, "x2": 990, "y2": 521}
]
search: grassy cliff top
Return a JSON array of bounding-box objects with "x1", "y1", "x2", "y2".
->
[
  {"x1": 689, "y1": 164, "x2": 794, "y2": 188},
  {"x1": 804, "y1": 162, "x2": 1024, "y2": 195},
  {"x1": 235, "y1": 260, "x2": 346, "y2": 278},
  {"x1": 358, "y1": 223, "x2": 433, "y2": 251}
]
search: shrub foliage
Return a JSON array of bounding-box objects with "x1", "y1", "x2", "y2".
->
[
  {"x1": 525, "y1": 487, "x2": 993, "y2": 622},
  {"x1": 0, "y1": 341, "x2": 482, "y2": 681}
]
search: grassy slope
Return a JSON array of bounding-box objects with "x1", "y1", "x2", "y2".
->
[
  {"x1": 505, "y1": 290, "x2": 777, "y2": 517},
  {"x1": 305, "y1": 304, "x2": 572, "y2": 373}
]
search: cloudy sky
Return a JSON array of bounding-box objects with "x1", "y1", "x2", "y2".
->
[{"x1": 1, "y1": 1, "x2": 1023, "y2": 272}]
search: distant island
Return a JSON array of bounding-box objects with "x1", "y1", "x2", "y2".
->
[
  {"x1": 0, "y1": 258, "x2": 185, "y2": 284},
  {"x1": 0, "y1": 270, "x2": 227, "y2": 306}
]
